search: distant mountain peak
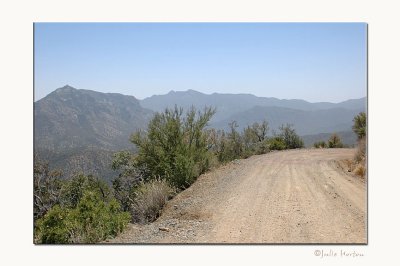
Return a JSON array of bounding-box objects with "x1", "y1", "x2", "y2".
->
[
  {"x1": 57, "y1": 84, "x2": 76, "y2": 91},
  {"x1": 35, "y1": 85, "x2": 154, "y2": 152},
  {"x1": 50, "y1": 85, "x2": 78, "y2": 97},
  {"x1": 165, "y1": 89, "x2": 204, "y2": 95},
  {"x1": 186, "y1": 89, "x2": 201, "y2": 93},
  {"x1": 62, "y1": 84, "x2": 74, "y2": 89}
]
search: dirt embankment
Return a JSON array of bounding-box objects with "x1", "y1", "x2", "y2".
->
[{"x1": 107, "y1": 148, "x2": 366, "y2": 244}]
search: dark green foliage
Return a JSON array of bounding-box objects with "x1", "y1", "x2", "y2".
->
[
  {"x1": 69, "y1": 191, "x2": 130, "y2": 243},
  {"x1": 35, "y1": 205, "x2": 72, "y2": 244},
  {"x1": 35, "y1": 192, "x2": 130, "y2": 244},
  {"x1": 267, "y1": 137, "x2": 287, "y2": 150},
  {"x1": 328, "y1": 133, "x2": 344, "y2": 148},
  {"x1": 313, "y1": 141, "x2": 327, "y2": 148},
  {"x1": 352, "y1": 112, "x2": 366, "y2": 140},
  {"x1": 59, "y1": 174, "x2": 112, "y2": 209},
  {"x1": 131, "y1": 106, "x2": 216, "y2": 189},
  {"x1": 112, "y1": 150, "x2": 136, "y2": 173},
  {"x1": 278, "y1": 124, "x2": 304, "y2": 149},
  {"x1": 34, "y1": 173, "x2": 130, "y2": 244}
]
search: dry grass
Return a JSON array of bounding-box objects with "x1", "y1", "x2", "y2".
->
[
  {"x1": 354, "y1": 164, "x2": 366, "y2": 178},
  {"x1": 343, "y1": 159, "x2": 354, "y2": 172},
  {"x1": 337, "y1": 138, "x2": 367, "y2": 179},
  {"x1": 353, "y1": 137, "x2": 367, "y2": 179},
  {"x1": 354, "y1": 137, "x2": 366, "y2": 163},
  {"x1": 131, "y1": 179, "x2": 175, "y2": 223}
]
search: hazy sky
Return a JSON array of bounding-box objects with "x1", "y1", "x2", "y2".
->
[{"x1": 34, "y1": 23, "x2": 366, "y2": 102}]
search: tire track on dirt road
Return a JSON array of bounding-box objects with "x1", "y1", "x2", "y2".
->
[{"x1": 108, "y1": 148, "x2": 366, "y2": 244}]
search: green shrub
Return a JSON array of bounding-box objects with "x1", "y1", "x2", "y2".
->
[
  {"x1": 131, "y1": 179, "x2": 175, "y2": 223},
  {"x1": 255, "y1": 141, "x2": 270, "y2": 155},
  {"x1": 59, "y1": 174, "x2": 112, "y2": 209},
  {"x1": 35, "y1": 205, "x2": 73, "y2": 244},
  {"x1": 214, "y1": 120, "x2": 270, "y2": 161},
  {"x1": 278, "y1": 124, "x2": 304, "y2": 149},
  {"x1": 268, "y1": 137, "x2": 287, "y2": 150},
  {"x1": 328, "y1": 133, "x2": 344, "y2": 148},
  {"x1": 213, "y1": 121, "x2": 243, "y2": 162},
  {"x1": 352, "y1": 112, "x2": 366, "y2": 140},
  {"x1": 70, "y1": 191, "x2": 130, "y2": 243},
  {"x1": 130, "y1": 106, "x2": 215, "y2": 189},
  {"x1": 314, "y1": 141, "x2": 327, "y2": 148},
  {"x1": 35, "y1": 175, "x2": 130, "y2": 244}
]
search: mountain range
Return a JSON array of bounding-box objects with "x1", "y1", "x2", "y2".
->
[
  {"x1": 35, "y1": 86, "x2": 153, "y2": 180},
  {"x1": 141, "y1": 90, "x2": 365, "y2": 125},
  {"x1": 35, "y1": 85, "x2": 366, "y2": 181}
]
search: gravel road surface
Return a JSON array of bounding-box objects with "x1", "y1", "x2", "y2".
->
[{"x1": 107, "y1": 148, "x2": 366, "y2": 244}]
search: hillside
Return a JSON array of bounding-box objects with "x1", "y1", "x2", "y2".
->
[
  {"x1": 35, "y1": 85, "x2": 153, "y2": 151},
  {"x1": 141, "y1": 90, "x2": 365, "y2": 133},
  {"x1": 35, "y1": 85, "x2": 153, "y2": 180}
]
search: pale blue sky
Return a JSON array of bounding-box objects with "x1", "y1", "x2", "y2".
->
[{"x1": 34, "y1": 23, "x2": 367, "y2": 102}]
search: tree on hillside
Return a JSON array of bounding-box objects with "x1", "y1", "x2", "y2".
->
[
  {"x1": 213, "y1": 129, "x2": 230, "y2": 162},
  {"x1": 184, "y1": 106, "x2": 217, "y2": 174},
  {"x1": 278, "y1": 124, "x2": 304, "y2": 149},
  {"x1": 352, "y1": 112, "x2": 366, "y2": 140},
  {"x1": 252, "y1": 120, "x2": 269, "y2": 142},
  {"x1": 130, "y1": 105, "x2": 216, "y2": 189},
  {"x1": 242, "y1": 120, "x2": 270, "y2": 155},
  {"x1": 242, "y1": 125, "x2": 258, "y2": 152},
  {"x1": 34, "y1": 155, "x2": 64, "y2": 221},
  {"x1": 111, "y1": 150, "x2": 144, "y2": 211},
  {"x1": 227, "y1": 120, "x2": 243, "y2": 159}
]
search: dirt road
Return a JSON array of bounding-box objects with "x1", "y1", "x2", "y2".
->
[{"x1": 108, "y1": 148, "x2": 366, "y2": 244}]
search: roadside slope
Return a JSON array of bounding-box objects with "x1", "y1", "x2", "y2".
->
[{"x1": 108, "y1": 148, "x2": 366, "y2": 244}]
